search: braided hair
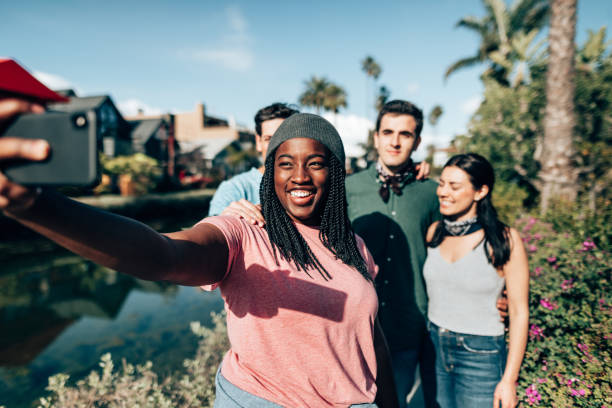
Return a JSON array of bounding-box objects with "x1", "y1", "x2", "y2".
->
[{"x1": 260, "y1": 148, "x2": 371, "y2": 282}]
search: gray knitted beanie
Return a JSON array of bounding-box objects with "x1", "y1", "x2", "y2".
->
[{"x1": 266, "y1": 113, "x2": 345, "y2": 164}]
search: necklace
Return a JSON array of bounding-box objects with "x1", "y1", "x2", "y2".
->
[{"x1": 443, "y1": 216, "x2": 483, "y2": 236}]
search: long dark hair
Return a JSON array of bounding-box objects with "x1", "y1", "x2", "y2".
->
[
  {"x1": 429, "y1": 153, "x2": 511, "y2": 268},
  {"x1": 260, "y1": 148, "x2": 370, "y2": 281}
]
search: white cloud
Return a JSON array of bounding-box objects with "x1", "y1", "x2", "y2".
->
[
  {"x1": 322, "y1": 113, "x2": 373, "y2": 158},
  {"x1": 182, "y1": 48, "x2": 253, "y2": 72},
  {"x1": 227, "y1": 6, "x2": 247, "y2": 35},
  {"x1": 179, "y1": 6, "x2": 253, "y2": 72},
  {"x1": 460, "y1": 95, "x2": 483, "y2": 114},
  {"x1": 406, "y1": 82, "x2": 420, "y2": 94},
  {"x1": 117, "y1": 98, "x2": 164, "y2": 116},
  {"x1": 33, "y1": 71, "x2": 76, "y2": 91}
]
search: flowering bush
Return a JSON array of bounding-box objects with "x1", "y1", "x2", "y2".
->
[{"x1": 515, "y1": 208, "x2": 611, "y2": 407}]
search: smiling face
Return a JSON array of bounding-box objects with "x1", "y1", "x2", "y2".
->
[
  {"x1": 437, "y1": 165, "x2": 489, "y2": 220},
  {"x1": 273, "y1": 138, "x2": 329, "y2": 226},
  {"x1": 374, "y1": 113, "x2": 421, "y2": 174}
]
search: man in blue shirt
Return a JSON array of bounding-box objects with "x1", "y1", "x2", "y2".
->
[{"x1": 208, "y1": 103, "x2": 298, "y2": 216}]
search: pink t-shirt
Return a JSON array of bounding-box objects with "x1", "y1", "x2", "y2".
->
[{"x1": 200, "y1": 216, "x2": 379, "y2": 408}]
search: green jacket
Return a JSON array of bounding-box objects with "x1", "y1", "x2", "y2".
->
[{"x1": 346, "y1": 165, "x2": 439, "y2": 351}]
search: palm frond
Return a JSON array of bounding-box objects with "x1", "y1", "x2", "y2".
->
[
  {"x1": 484, "y1": 0, "x2": 510, "y2": 48},
  {"x1": 510, "y1": 0, "x2": 549, "y2": 34},
  {"x1": 456, "y1": 16, "x2": 488, "y2": 36},
  {"x1": 445, "y1": 55, "x2": 485, "y2": 79}
]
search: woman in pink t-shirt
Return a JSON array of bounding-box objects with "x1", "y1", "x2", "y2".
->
[{"x1": 2, "y1": 113, "x2": 397, "y2": 408}]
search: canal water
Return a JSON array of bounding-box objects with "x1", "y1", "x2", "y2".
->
[{"x1": 0, "y1": 214, "x2": 225, "y2": 407}]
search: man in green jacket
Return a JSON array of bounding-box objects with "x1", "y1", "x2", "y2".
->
[{"x1": 346, "y1": 100, "x2": 439, "y2": 408}]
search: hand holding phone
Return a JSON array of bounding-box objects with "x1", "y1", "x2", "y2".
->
[
  {"x1": 0, "y1": 59, "x2": 99, "y2": 188},
  {"x1": 2, "y1": 110, "x2": 99, "y2": 187},
  {"x1": 0, "y1": 97, "x2": 49, "y2": 213}
]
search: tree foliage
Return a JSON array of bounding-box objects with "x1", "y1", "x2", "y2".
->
[
  {"x1": 446, "y1": 0, "x2": 549, "y2": 87},
  {"x1": 361, "y1": 55, "x2": 382, "y2": 80},
  {"x1": 428, "y1": 105, "x2": 444, "y2": 127},
  {"x1": 299, "y1": 76, "x2": 348, "y2": 115},
  {"x1": 454, "y1": 27, "x2": 612, "y2": 210},
  {"x1": 298, "y1": 76, "x2": 330, "y2": 114},
  {"x1": 323, "y1": 84, "x2": 348, "y2": 113}
]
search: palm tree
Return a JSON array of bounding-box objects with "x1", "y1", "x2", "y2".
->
[
  {"x1": 323, "y1": 84, "x2": 348, "y2": 114},
  {"x1": 361, "y1": 56, "x2": 382, "y2": 117},
  {"x1": 361, "y1": 56, "x2": 382, "y2": 80},
  {"x1": 375, "y1": 85, "x2": 391, "y2": 113},
  {"x1": 445, "y1": 0, "x2": 549, "y2": 87},
  {"x1": 299, "y1": 76, "x2": 330, "y2": 114},
  {"x1": 536, "y1": 0, "x2": 579, "y2": 212},
  {"x1": 428, "y1": 105, "x2": 444, "y2": 127}
]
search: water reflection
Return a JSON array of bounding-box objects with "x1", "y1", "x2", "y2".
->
[{"x1": 0, "y1": 224, "x2": 224, "y2": 408}]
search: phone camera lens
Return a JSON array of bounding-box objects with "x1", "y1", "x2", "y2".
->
[{"x1": 74, "y1": 115, "x2": 87, "y2": 128}]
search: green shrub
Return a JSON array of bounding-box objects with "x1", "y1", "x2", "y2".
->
[
  {"x1": 37, "y1": 311, "x2": 228, "y2": 408},
  {"x1": 492, "y1": 180, "x2": 530, "y2": 224},
  {"x1": 102, "y1": 153, "x2": 163, "y2": 195}
]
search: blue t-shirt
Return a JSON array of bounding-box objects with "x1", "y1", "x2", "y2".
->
[{"x1": 208, "y1": 167, "x2": 263, "y2": 216}]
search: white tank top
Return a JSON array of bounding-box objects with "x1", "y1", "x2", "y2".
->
[{"x1": 423, "y1": 239, "x2": 505, "y2": 336}]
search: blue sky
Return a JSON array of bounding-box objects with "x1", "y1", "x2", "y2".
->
[{"x1": 2, "y1": 0, "x2": 611, "y2": 159}]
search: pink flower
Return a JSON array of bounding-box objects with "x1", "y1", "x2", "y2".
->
[
  {"x1": 577, "y1": 343, "x2": 590, "y2": 355},
  {"x1": 529, "y1": 324, "x2": 545, "y2": 340},
  {"x1": 525, "y1": 384, "x2": 542, "y2": 405},
  {"x1": 581, "y1": 239, "x2": 596, "y2": 251},
  {"x1": 546, "y1": 256, "x2": 557, "y2": 264},
  {"x1": 533, "y1": 233, "x2": 543, "y2": 240},
  {"x1": 537, "y1": 378, "x2": 547, "y2": 383},
  {"x1": 569, "y1": 387, "x2": 586, "y2": 397},
  {"x1": 561, "y1": 279, "x2": 574, "y2": 290},
  {"x1": 540, "y1": 298, "x2": 558, "y2": 310},
  {"x1": 534, "y1": 266, "x2": 543, "y2": 276},
  {"x1": 528, "y1": 244, "x2": 538, "y2": 253}
]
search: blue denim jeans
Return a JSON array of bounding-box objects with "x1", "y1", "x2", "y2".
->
[
  {"x1": 214, "y1": 366, "x2": 378, "y2": 408},
  {"x1": 427, "y1": 321, "x2": 506, "y2": 408}
]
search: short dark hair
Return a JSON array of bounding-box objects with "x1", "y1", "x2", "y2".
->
[
  {"x1": 375, "y1": 99, "x2": 424, "y2": 137},
  {"x1": 254, "y1": 103, "x2": 299, "y2": 136}
]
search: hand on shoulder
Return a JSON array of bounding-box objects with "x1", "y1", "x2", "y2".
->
[{"x1": 220, "y1": 199, "x2": 265, "y2": 227}]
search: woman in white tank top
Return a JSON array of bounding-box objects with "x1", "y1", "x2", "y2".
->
[{"x1": 423, "y1": 154, "x2": 529, "y2": 408}]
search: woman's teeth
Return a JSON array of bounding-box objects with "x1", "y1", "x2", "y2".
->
[{"x1": 291, "y1": 190, "x2": 312, "y2": 197}]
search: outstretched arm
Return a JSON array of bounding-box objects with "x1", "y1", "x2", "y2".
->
[
  {"x1": 0, "y1": 97, "x2": 228, "y2": 287},
  {"x1": 6, "y1": 190, "x2": 228, "y2": 286}
]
